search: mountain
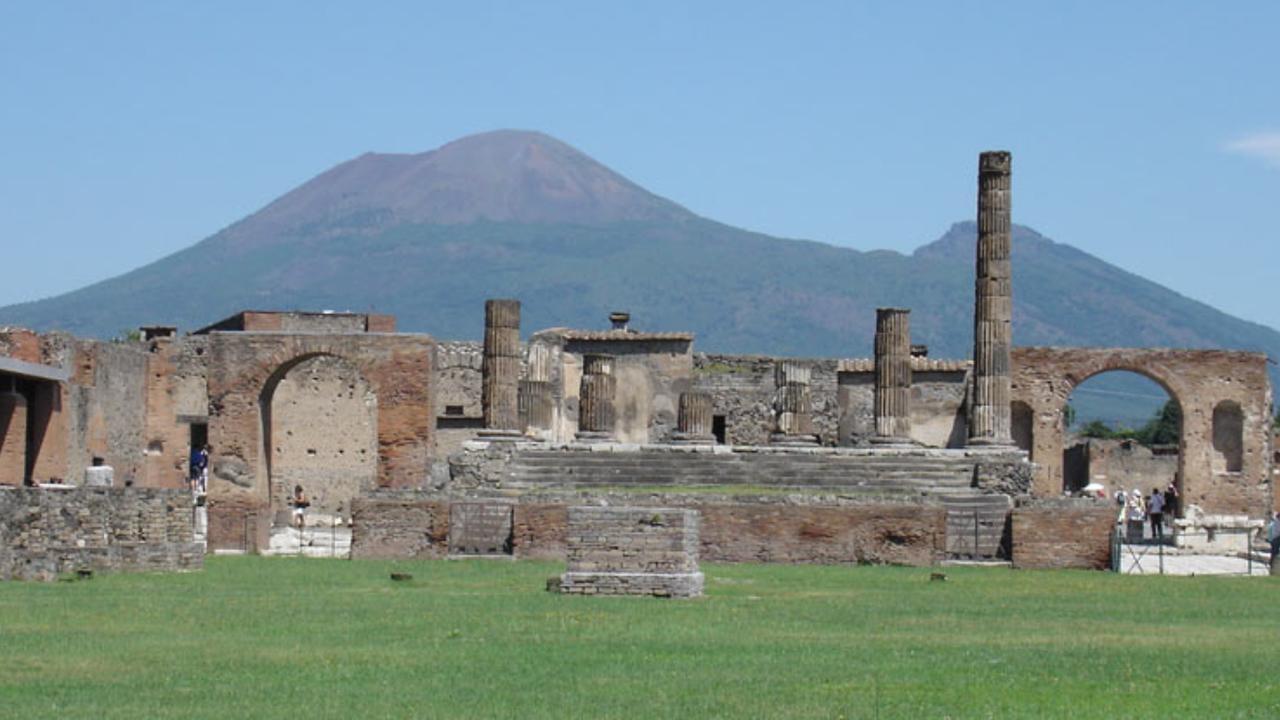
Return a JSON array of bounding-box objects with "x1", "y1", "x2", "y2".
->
[{"x1": 3, "y1": 130, "x2": 1278, "y2": 388}]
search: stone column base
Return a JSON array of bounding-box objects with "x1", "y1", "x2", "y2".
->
[
  {"x1": 769, "y1": 433, "x2": 819, "y2": 447},
  {"x1": 574, "y1": 431, "x2": 614, "y2": 443},
  {"x1": 669, "y1": 432, "x2": 716, "y2": 445}
]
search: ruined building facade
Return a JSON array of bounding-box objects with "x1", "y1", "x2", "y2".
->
[{"x1": 1, "y1": 153, "x2": 1274, "y2": 576}]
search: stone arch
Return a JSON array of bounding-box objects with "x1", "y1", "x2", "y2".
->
[
  {"x1": 1211, "y1": 400, "x2": 1244, "y2": 474},
  {"x1": 1012, "y1": 347, "x2": 1270, "y2": 516},
  {"x1": 258, "y1": 352, "x2": 377, "y2": 521},
  {"x1": 1059, "y1": 367, "x2": 1183, "y2": 497},
  {"x1": 205, "y1": 332, "x2": 433, "y2": 515}
]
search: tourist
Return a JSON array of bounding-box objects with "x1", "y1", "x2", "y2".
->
[
  {"x1": 1268, "y1": 512, "x2": 1280, "y2": 566},
  {"x1": 189, "y1": 444, "x2": 208, "y2": 493},
  {"x1": 1164, "y1": 481, "x2": 1179, "y2": 519},
  {"x1": 1147, "y1": 487, "x2": 1165, "y2": 540},
  {"x1": 292, "y1": 485, "x2": 309, "y2": 529},
  {"x1": 1126, "y1": 488, "x2": 1146, "y2": 541},
  {"x1": 198, "y1": 444, "x2": 210, "y2": 494}
]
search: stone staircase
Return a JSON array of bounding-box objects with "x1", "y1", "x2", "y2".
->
[{"x1": 505, "y1": 448, "x2": 982, "y2": 499}]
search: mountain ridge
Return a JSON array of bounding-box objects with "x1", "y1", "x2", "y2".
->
[{"x1": 1, "y1": 130, "x2": 1276, "y2": 378}]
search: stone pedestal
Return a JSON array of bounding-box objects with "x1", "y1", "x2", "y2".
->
[
  {"x1": 557, "y1": 507, "x2": 704, "y2": 598},
  {"x1": 771, "y1": 361, "x2": 818, "y2": 445},
  {"x1": 873, "y1": 308, "x2": 913, "y2": 446},
  {"x1": 84, "y1": 465, "x2": 114, "y2": 487},
  {"x1": 0, "y1": 390, "x2": 28, "y2": 485},
  {"x1": 576, "y1": 354, "x2": 616, "y2": 442},
  {"x1": 480, "y1": 299, "x2": 522, "y2": 440},
  {"x1": 671, "y1": 392, "x2": 715, "y2": 444},
  {"x1": 969, "y1": 151, "x2": 1014, "y2": 447}
]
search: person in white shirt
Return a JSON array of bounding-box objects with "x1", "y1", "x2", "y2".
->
[{"x1": 1147, "y1": 487, "x2": 1166, "y2": 540}]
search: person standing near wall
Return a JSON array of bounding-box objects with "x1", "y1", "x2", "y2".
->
[
  {"x1": 1147, "y1": 487, "x2": 1165, "y2": 541},
  {"x1": 1164, "y1": 481, "x2": 1179, "y2": 519},
  {"x1": 292, "y1": 485, "x2": 309, "y2": 530},
  {"x1": 1268, "y1": 512, "x2": 1279, "y2": 575}
]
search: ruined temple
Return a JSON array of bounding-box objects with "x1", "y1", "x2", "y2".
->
[{"x1": 2, "y1": 152, "x2": 1274, "y2": 579}]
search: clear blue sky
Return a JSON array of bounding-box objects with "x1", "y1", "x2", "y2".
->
[{"x1": 2, "y1": 2, "x2": 1278, "y2": 329}]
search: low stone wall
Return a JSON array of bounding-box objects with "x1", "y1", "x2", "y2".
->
[
  {"x1": 558, "y1": 506, "x2": 703, "y2": 597},
  {"x1": 1010, "y1": 499, "x2": 1115, "y2": 570},
  {"x1": 205, "y1": 495, "x2": 271, "y2": 554},
  {"x1": 349, "y1": 493, "x2": 448, "y2": 559},
  {"x1": 698, "y1": 503, "x2": 944, "y2": 565},
  {"x1": 350, "y1": 495, "x2": 946, "y2": 566},
  {"x1": 0, "y1": 487, "x2": 203, "y2": 581}
]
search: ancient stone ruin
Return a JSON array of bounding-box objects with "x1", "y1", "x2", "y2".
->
[
  {"x1": 2, "y1": 152, "x2": 1275, "y2": 579},
  {"x1": 557, "y1": 506, "x2": 704, "y2": 598}
]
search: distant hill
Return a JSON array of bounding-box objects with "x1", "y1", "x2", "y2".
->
[{"x1": 2, "y1": 130, "x2": 1276, "y2": 424}]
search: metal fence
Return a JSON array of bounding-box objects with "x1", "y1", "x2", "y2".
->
[{"x1": 1111, "y1": 524, "x2": 1270, "y2": 576}]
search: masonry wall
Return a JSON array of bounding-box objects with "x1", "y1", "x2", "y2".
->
[
  {"x1": 1010, "y1": 500, "x2": 1115, "y2": 570},
  {"x1": 269, "y1": 354, "x2": 377, "y2": 517},
  {"x1": 349, "y1": 493, "x2": 448, "y2": 559},
  {"x1": 205, "y1": 331, "x2": 433, "y2": 540},
  {"x1": 0, "y1": 487, "x2": 203, "y2": 581},
  {"x1": 1064, "y1": 438, "x2": 1178, "y2": 496},
  {"x1": 694, "y1": 355, "x2": 840, "y2": 446},
  {"x1": 555, "y1": 337, "x2": 694, "y2": 444},
  {"x1": 350, "y1": 497, "x2": 946, "y2": 566},
  {"x1": 433, "y1": 342, "x2": 484, "y2": 461},
  {"x1": 1012, "y1": 347, "x2": 1272, "y2": 516},
  {"x1": 838, "y1": 368, "x2": 969, "y2": 448}
]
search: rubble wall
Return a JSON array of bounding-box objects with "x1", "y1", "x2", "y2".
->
[{"x1": 0, "y1": 487, "x2": 203, "y2": 581}]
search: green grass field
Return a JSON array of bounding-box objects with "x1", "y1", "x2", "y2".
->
[{"x1": 1, "y1": 558, "x2": 1277, "y2": 719}]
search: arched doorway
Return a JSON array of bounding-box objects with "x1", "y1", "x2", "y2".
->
[
  {"x1": 260, "y1": 354, "x2": 377, "y2": 545},
  {"x1": 1060, "y1": 370, "x2": 1181, "y2": 504}
]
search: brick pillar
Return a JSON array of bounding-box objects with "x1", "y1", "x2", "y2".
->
[
  {"x1": 0, "y1": 389, "x2": 28, "y2": 485},
  {"x1": 672, "y1": 392, "x2": 715, "y2": 444},
  {"x1": 969, "y1": 151, "x2": 1014, "y2": 447},
  {"x1": 576, "y1": 354, "x2": 616, "y2": 442},
  {"x1": 771, "y1": 361, "x2": 818, "y2": 445},
  {"x1": 481, "y1": 299, "x2": 522, "y2": 438},
  {"x1": 873, "y1": 308, "x2": 913, "y2": 445}
]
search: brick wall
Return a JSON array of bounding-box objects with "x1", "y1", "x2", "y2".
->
[
  {"x1": 560, "y1": 506, "x2": 703, "y2": 597},
  {"x1": 351, "y1": 497, "x2": 946, "y2": 566},
  {"x1": 349, "y1": 494, "x2": 448, "y2": 559},
  {"x1": 0, "y1": 487, "x2": 203, "y2": 581},
  {"x1": 1010, "y1": 500, "x2": 1115, "y2": 570}
]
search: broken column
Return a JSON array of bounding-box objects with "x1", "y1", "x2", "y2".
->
[
  {"x1": 576, "y1": 354, "x2": 615, "y2": 442},
  {"x1": 518, "y1": 342, "x2": 554, "y2": 436},
  {"x1": 873, "y1": 307, "x2": 912, "y2": 445},
  {"x1": 771, "y1": 361, "x2": 818, "y2": 445},
  {"x1": 0, "y1": 381, "x2": 27, "y2": 485},
  {"x1": 671, "y1": 391, "x2": 715, "y2": 444},
  {"x1": 969, "y1": 151, "x2": 1014, "y2": 447},
  {"x1": 481, "y1": 299, "x2": 521, "y2": 438}
]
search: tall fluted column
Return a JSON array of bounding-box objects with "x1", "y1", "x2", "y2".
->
[
  {"x1": 576, "y1": 354, "x2": 616, "y2": 442},
  {"x1": 518, "y1": 342, "x2": 553, "y2": 436},
  {"x1": 481, "y1": 299, "x2": 521, "y2": 437},
  {"x1": 873, "y1": 308, "x2": 913, "y2": 445},
  {"x1": 771, "y1": 361, "x2": 818, "y2": 445},
  {"x1": 672, "y1": 392, "x2": 715, "y2": 444},
  {"x1": 969, "y1": 151, "x2": 1014, "y2": 446}
]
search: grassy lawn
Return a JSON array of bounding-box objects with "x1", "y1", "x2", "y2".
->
[{"x1": 1, "y1": 557, "x2": 1277, "y2": 719}]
